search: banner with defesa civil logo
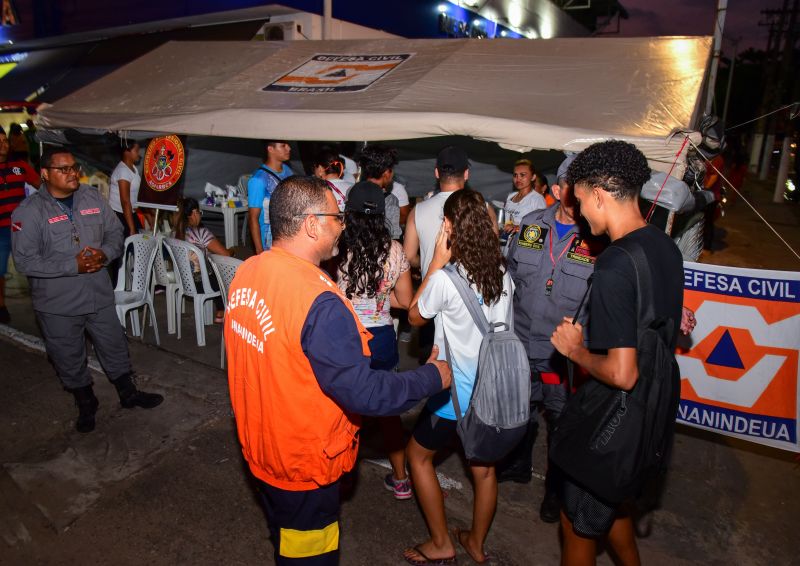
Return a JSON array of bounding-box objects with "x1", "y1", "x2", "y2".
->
[{"x1": 677, "y1": 262, "x2": 800, "y2": 452}]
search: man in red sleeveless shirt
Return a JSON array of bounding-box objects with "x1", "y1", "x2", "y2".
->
[
  {"x1": 0, "y1": 126, "x2": 40, "y2": 323},
  {"x1": 226, "y1": 176, "x2": 451, "y2": 565}
]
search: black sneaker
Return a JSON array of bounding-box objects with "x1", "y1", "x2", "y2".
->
[
  {"x1": 497, "y1": 464, "x2": 532, "y2": 484},
  {"x1": 0, "y1": 306, "x2": 10, "y2": 324},
  {"x1": 120, "y1": 390, "x2": 164, "y2": 409},
  {"x1": 539, "y1": 491, "x2": 561, "y2": 523}
]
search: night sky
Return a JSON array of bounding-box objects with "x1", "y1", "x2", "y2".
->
[{"x1": 618, "y1": 0, "x2": 777, "y2": 51}]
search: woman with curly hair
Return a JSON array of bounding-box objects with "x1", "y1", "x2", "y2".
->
[
  {"x1": 335, "y1": 181, "x2": 414, "y2": 499},
  {"x1": 404, "y1": 189, "x2": 514, "y2": 565}
]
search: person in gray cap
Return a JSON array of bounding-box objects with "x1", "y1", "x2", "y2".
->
[
  {"x1": 499, "y1": 152, "x2": 602, "y2": 522},
  {"x1": 11, "y1": 146, "x2": 163, "y2": 433}
]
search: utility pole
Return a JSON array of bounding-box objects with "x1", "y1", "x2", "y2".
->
[
  {"x1": 721, "y1": 37, "x2": 740, "y2": 127},
  {"x1": 773, "y1": 0, "x2": 799, "y2": 201},
  {"x1": 754, "y1": 0, "x2": 791, "y2": 178}
]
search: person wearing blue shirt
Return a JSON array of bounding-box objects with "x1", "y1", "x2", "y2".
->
[{"x1": 247, "y1": 140, "x2": 294, "y2": 254}]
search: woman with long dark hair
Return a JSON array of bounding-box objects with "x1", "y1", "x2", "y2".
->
[
  {"x1": 335, "y1": 181, "x2": 414, "y2": 499},
  {"x1": 404, "y1": 189, "x2": 514, "y2": 565}
]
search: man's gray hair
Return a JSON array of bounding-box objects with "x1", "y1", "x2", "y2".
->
[{"x1": 269, "y1": 175, "x2": 330, "y2": 241}]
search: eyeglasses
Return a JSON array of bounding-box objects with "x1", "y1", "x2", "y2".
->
[
  {"x1": 295, "y1": 212, "x2": 346, "y2": 225},
  {"x1": 45, "y1": 164, "x2": 82, "y2": 175}
]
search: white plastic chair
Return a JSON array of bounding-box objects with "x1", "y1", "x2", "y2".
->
[
  {"x1": 163, "y1": 237, "x2": 221, "y2": 347},
  {"x1": 238, "y1": 174, "x2": 252, "y2": 245},
  {"x1": 151, "y1": 235, "x2": 181, "y2": 335},
  {"x1": 114, "y1": 234, "x2": 160, "y2": 345},
  {"x1": 209, "y1": 254, "x2": 243, "y2": 368}
]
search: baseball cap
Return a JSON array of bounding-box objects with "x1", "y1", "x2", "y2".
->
[
  {"x1": 436, "y1": 145, "x2": 470, "y2": 171},
  {"x1": 556, "y1": 153, "x2": 578, "y2": 181},
  {"x1": 345, "y1": 181, "x2": 385, "y2": 214}
]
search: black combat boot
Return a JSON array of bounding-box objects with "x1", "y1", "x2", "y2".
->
[
  {"x1": 112, "y1": 373, "x2": 164, "y2": 409},
  {"x1": 71, "y1": 385, "x2": 99, "y2": 433},
  {"x1": 539, "y1": 462, "x2": 563, "y2": 523}
]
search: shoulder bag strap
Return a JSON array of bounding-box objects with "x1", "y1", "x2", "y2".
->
[
  {"x1": 566, "y1": 274, "x2": 594, "y2": 392},
  {"x1": 442, "y1": 263, "x2": 492, "y2": 335},
  {"x1": 613, "y1": 240, "x2": 656, "y2": 339}
]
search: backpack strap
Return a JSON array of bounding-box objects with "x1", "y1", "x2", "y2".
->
[
  {"x1": 258, "y1": 166, "x2": 283, "y2": 184},
  {"x1": 441, "y1": 327, "x2": 465, "y2": 424},
  {"x1": 612, "y1": 239, "x2": 659, "y2": 342},
  {"x1": 442, "y1": 263, "x2": 494, "y2": 335}
]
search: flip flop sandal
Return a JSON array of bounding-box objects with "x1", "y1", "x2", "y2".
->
[
  {"x1": 403, "y1": 545, "x2": 458, "y2": 565},
  {"x1": 453, "y1": 528, "x2": 492, "y2": 564}
]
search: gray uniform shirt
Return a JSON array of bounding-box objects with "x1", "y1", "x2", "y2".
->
[
  {"x1": 507, "y1": 204, "x2": 597, "y2": 370},
  {"x1": 11, "y1": 184, "x2": 124, "y2": 316}
]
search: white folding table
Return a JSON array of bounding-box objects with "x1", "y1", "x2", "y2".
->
[{"x1": 199, "y1": 203, "x2": 248, "y2": 248}]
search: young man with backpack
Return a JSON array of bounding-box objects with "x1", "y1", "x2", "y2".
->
[
  {"x1": 247, "y1": 140, "x2": 294, "y2": 254},
  {"x1": 550, "y1": 140, "x2": 684, "y2": 565}
]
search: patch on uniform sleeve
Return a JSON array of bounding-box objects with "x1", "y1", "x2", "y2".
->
[
  {"x1": 517, "y1": 224, "x2": 548, "y2": 250},
  {"x1": 566, "y1": 238, "x2": 597, "y2": 264},
  {"x1": 79, "y1": 208, "x2": 101, "y2": 215},
  {"x1": 11, "y1": 221, "x2": 22, "y2": 232}
]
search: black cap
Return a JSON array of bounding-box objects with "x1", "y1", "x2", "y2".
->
[
  {"x1": 345, "y1": 181, "x2": 385, "y2": 215},
  {"x1": 436, "y1": 145, "x2": 470, "y2": 171}
]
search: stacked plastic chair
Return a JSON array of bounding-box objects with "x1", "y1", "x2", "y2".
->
[
  {"x1": 114, "y1": 234, "x2": 160, "y2": 345},
  {"x1": 208, "y1": 254, "x2": 243, "y2": 368}
]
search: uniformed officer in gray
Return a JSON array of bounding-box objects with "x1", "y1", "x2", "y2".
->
[
  {"x1": 501, "y1": 154, "x2": 600, "y2": 522},
  {"x1": 11, "y1": 146, "x2": 163, "y2": 433}
]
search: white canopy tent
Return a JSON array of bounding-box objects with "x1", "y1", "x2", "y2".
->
[{"x1": 37, "y1": 36, "x2": 712, "y2": 178}]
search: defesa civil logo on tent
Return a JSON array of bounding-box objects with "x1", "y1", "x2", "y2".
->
[
  {"x1": 677, "y1": 262, "x2": 800, "y2": 452},
  {"x1": 264, "y1": 53, "x2": 412, "y2": 93}
]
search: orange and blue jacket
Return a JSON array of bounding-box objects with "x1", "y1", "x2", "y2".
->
[{"x1": 225, "y1": 247, "x2": 440, "y2": 491}]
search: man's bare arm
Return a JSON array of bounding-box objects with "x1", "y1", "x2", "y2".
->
[{"x1": 403, "y1": 209, "x2": 420, "y2": 269}]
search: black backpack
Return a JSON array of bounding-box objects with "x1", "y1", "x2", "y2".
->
[{"x1": 549, "y1": 240, "x2": 681, "y2": 504}]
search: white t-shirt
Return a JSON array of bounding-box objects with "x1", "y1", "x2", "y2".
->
[
  {"x1": 418, "y1": 266, "x2": 514, "y2": 420},
  {"x1": 108, "y1": 161, "x2": 141, "y2": 213},
  {"x1": 327, "y1": 178, "x2": 352, "y2": 211},
  {"x1": 341, "y1": 154, "x2": 358, "y2": 184},
  {"x1": 391, "y1": 181, "x2": 410, "y2": 207},
  {"x1": 414, "y1": 191, "x2": 454, "y2": 279},
  {"x1": 504, "y1": 190, "x2": 546, "y2": 227}
]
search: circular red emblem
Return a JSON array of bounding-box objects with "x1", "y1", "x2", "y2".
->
[{"x1": 143, "y1": 135, "x2": 185, "y2": 192}]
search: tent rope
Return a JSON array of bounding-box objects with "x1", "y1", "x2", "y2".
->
[{"x1": 685, "y1": 135, "x2": 800, "y2": 264}]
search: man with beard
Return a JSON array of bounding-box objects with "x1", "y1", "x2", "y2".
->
[{"x1": 225, "y1": 176, "x2": 451, "y2": 565}]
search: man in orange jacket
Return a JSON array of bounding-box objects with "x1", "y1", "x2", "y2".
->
[{"x1": 225, "y1": 176, "x2": 451, "y2": 565}]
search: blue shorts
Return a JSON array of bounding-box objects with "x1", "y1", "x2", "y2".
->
[
  {"x1": 367, "y1": 324, "x2": 399, "y2": 371},
  {"x1": 0, "y1": 227, "x2": 11, "y2": 277}
]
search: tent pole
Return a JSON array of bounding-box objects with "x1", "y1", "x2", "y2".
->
[
  {"x1": 705, "y1": 0, "x2": 728, "y2": 116},
  {"x1": 323, "y1": 0, "x2": 332, "y2": 40},
  {"x1": 153, "y1": 209, "x2": 159, "y2": 236}
]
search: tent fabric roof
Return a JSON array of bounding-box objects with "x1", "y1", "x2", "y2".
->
[{"x1": 38, "y1": 37, "x2": 711, "y2": 173}]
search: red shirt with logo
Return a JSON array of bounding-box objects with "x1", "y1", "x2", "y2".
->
[{"x1": 0, "y1": 160, "x2": 39, "y2": 228}]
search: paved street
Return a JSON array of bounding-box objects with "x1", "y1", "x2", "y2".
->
[{"x1": 1, "y1": 179, "x2": 798, "y2": 565}]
